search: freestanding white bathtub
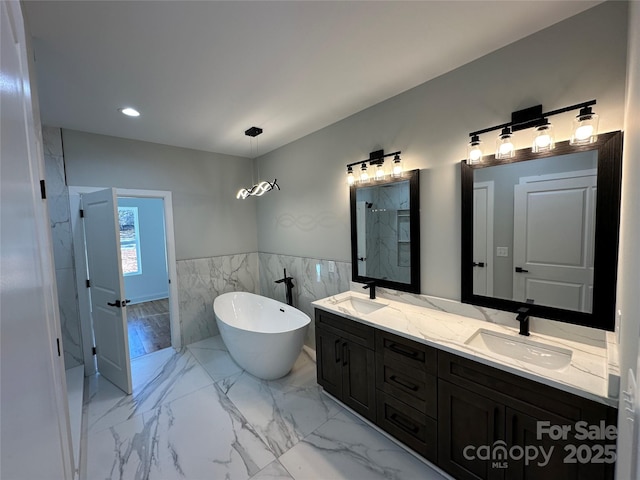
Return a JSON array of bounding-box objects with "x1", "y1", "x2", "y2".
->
[{"x1": 213, "y1": 292, "x2": 311, "y2": 380}]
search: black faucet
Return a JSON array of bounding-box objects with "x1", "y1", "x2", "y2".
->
[
  {"x1": 516, "y1": 299, "x2": 534, "y2": 336},
  {"x1": 274, "y1": 268, "x2": 295, "y2": 306},
  {"x1": 363, "y1": 280, "x2": 376, "y2": 299}
]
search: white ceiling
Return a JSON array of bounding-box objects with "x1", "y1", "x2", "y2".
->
[{"x1": 24, "y1": 1, "x2": 601, "y2": 158}]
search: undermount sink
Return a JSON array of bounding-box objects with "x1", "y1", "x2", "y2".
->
[
  {"x1": 465, "y1": 328, "x2": 573, "y2": 370},
  {"x1": 335, "y1": 296, "x2": 387, "y2": 315}
]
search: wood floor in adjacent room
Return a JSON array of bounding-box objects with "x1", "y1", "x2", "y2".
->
[{"x1": 127, "y1": 298, "x2": 170, "y2": 359}]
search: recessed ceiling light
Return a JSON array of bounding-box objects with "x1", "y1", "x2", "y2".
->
[{"x1": 118, "y1": 107, "x2": 140, "y2": 117}]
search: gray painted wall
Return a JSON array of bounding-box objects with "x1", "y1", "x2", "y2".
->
[
  {"x1": 62, "y1": 130, "x2": 258, "y2": 260},
  {"x1": 254, "y1": 1, "x2": 628, "y2": 301}
]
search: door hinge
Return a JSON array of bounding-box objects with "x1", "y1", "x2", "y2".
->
[
  {"x1": 92, "y1": 346, "x2": 97, "y2": 356},
  {"x1": 86, "y1": 279, "x2": 91, "y2": 288},
  {"x1": 40, "y1": 180, "x2": 46, "y2": 199},
  {"x1": 56, "y1": 338, "x2": 61, "y2": 357},
  {"x1": 79, "y1": 209, "x2": 84, "y2": 218}
]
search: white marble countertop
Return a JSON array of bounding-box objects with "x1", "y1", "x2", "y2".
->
[{"x1": 312, "y1": 290, "x2": 617, "y2": 408}]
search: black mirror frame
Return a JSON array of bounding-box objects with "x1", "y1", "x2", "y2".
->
[
  {"x1": 461, "y1": 131, "x2": 623, "y2": 330},
  {"x1": 350, "y1": 169, "x2": 421, "y2": 294}
]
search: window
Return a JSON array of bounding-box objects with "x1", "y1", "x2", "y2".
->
[{"x1": 118, "y1": 206, "x2": 141, "y2": 276}]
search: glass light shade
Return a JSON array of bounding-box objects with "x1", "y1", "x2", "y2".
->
[
  {"x1": 467, "y1": 135, "x2": 483, "y2": 165},
  {"x1": 391, "y1": 155, "x2": 403, "y2": 177},
  {"x1": 495, "y1": 127, "x2": 515, "y2": 159},
  {"x1": 532, "y1": 123, "x2": 555, "y2": 153},
  {"x1": 359, "y1": 163, "x2": 370, "y2": 183},
  {"x1": 347, "y1": 167, "x2": 355, "y2": 186},
  {"x1": 570, "y1": 108, "x2": 599, "y2": 145},
  {"x1": 375, "y1": 163, "x2": 385, "y2": 181}
]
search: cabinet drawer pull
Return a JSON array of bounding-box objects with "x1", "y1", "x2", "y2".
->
[
  {"x1": 389, "y1": 375, "x2": 419, "y2": 392},
  {"x1": 334, "y1": 339, "x2": 341, "y2": 363},
  {"x1": 388, "y1": 342, "x2": 419, "y2": 359},
  {"x1": 342, "y1": 343, "x2": 348, "y2": 366},
  {"x1": 390, "y1": 413, "x2": 419, "y2": 434}
]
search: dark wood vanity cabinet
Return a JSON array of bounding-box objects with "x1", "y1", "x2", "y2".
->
[
  {"x1": 315, "y1": 309, "x2": 376, "y2": 421},
  {"x1": 315, "y1": 309, "x2": 617, "y2": 480},
  {"x1": 374, "y1": 329, "x2": 438, "y2": 462},
  {"x1": 437, "y1": 351, "x2": 617, "y2": 480}
]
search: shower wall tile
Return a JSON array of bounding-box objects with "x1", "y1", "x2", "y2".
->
[
  {"x1": 43, "y1": 126, "x2": 84, "y2": 369},
  {"x1": 259, "y1": 253, "x2": 351, "y2": 347},
  {"x1": 177, "y1": 252, "x2": 259, "y2": 345}
]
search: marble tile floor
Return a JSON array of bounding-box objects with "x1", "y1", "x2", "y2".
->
[{"x1": 79, "y1": 335, "x2": 450, "y2": 480}]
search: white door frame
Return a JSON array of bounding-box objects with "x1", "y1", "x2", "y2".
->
[{"x1": 69, "y1": 186, "x2": 180, "y2": 376}]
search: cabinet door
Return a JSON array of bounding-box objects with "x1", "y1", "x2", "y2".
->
[
  {"x1": 342, "y1": 341, "x2": 376, "y2": 421},
  {"x1": 438, "y1": 380, "x2": 505, "y2": 480},
  {"x1": 505, "y1": 407, "x2": 612, "y2": 480},
  {"x1": 316, "y1": 327, "x2": 343, "y2": 399}
]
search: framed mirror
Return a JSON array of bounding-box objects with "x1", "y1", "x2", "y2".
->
[
  {"x1": 461, "y1": 131, "x2": 623, "y2": 330},
  {"x1": 350, "y1": 169, "x2": 420, "y2": 293}
]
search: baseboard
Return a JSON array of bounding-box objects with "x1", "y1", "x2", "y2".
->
[
  {"x1": 127, "y1": 293, "x2": 169, "y2": 305},
  {"x1": 302, "y1": 345, "x2": 316, "y2": 362}
]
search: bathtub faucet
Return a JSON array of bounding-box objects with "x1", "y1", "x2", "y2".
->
[{"x1": 275, "y1": 269, "x2": 295, "y2": 306}]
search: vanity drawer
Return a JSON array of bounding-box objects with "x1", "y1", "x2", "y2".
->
[
  {"x1": 376, "y1": 354, "x2": 437, "y2": 418},
  {"x1": 375, "y1": 329, "x2": 437, "y2": 374},
  {"x1": 315, "y1": 309, "x2": 374, "y2": 349},
  {"x1": 376, "y1": 390, "x2": 437, "y2": 463}
]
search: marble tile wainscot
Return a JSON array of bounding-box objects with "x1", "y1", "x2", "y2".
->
[
  {"x1": 259, "y1": 253, "x2": 351, "y2": 347},
  {"x1": 43, "y1": 125, "x2": 84, "y2": 368},
  {"x1": 177, "y1": 252, "x2": 259, "y2": 345}
]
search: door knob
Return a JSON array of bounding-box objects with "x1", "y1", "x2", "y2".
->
[
  {"x1": 473, "y1": 262, "x2": 485, "y2": 268},
  {"x1": 515, "y1": 267, "x2": 529, "y2": 273},
  {"x1": 107, "y1": 300, "x2": 122, "y2": 308}
]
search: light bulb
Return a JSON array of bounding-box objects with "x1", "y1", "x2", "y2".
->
[
  {"x1": 375, "y1": 163, "x2": 385, "y2": 180},
  {"x1": 391, "y1": 154, "x2": 403, "y2": 177},
  {"x1": 575, "y1": 125, "x2": 593, "y2": 141},
  {"x1": 359, "y1": 163, "x2": 370, "y2": 183},
  {"x1": 347, "y1": 166, "x2": 355, "y2": 186},
  {"x1": 532, "y1": 122, "x2": 554, "y2": 153},
  {"x1": 495, "y1": 127, "x2": 515, "y2": 159},
  {"x1": 467, "y1": 135, "x2": 483, "y2": 164},
  {"x1": 570, "y1": 106, "x2": 599, "y2": 145}
]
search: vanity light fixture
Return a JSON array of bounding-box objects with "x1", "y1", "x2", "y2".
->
[
  {"x1": 466, "y1": 100, "x2": 597, "y2": 163},
  {"x1": 532, "y1": 119, "x2": 555, "y2": 153},
  {"x1": 570, "y1": 105, "x2": 599, "y2": 145},
  {"x1": 119, "y1": 107, "x2": 140, "y2": 117},
  {"x1": 346, "y1": 149, "x2": 403, "y2": 186},
  {"x1": 346, "y1": 165, "x2": 355, "y2": 186},
  {"x1": 495, "y1": 127, "x2": 515, "y2": 159},
  {"x1": 359, "y1": 163, "x2": 370, "y2": 183},
  {"x1": 236, "y1": 126, "x2": 281, "y2": 199},
  {"x1": 467, "y1": 135, "x2": 483, "y2": 165}
]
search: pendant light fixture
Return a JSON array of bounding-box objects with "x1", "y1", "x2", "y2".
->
[{"x1": 236, "y1": 127, "x2": 281, "y2": 199}]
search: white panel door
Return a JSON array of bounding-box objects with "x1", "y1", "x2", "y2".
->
[
  {"x1": 513, "y1": 175, "x2": 596, "y2": 312},
  {"x1": 473, "y1": 182, "x2": 494, "y2": 296},
  {"x1": 82, "y1": 189, "x2": 132, "y2": 394}
]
